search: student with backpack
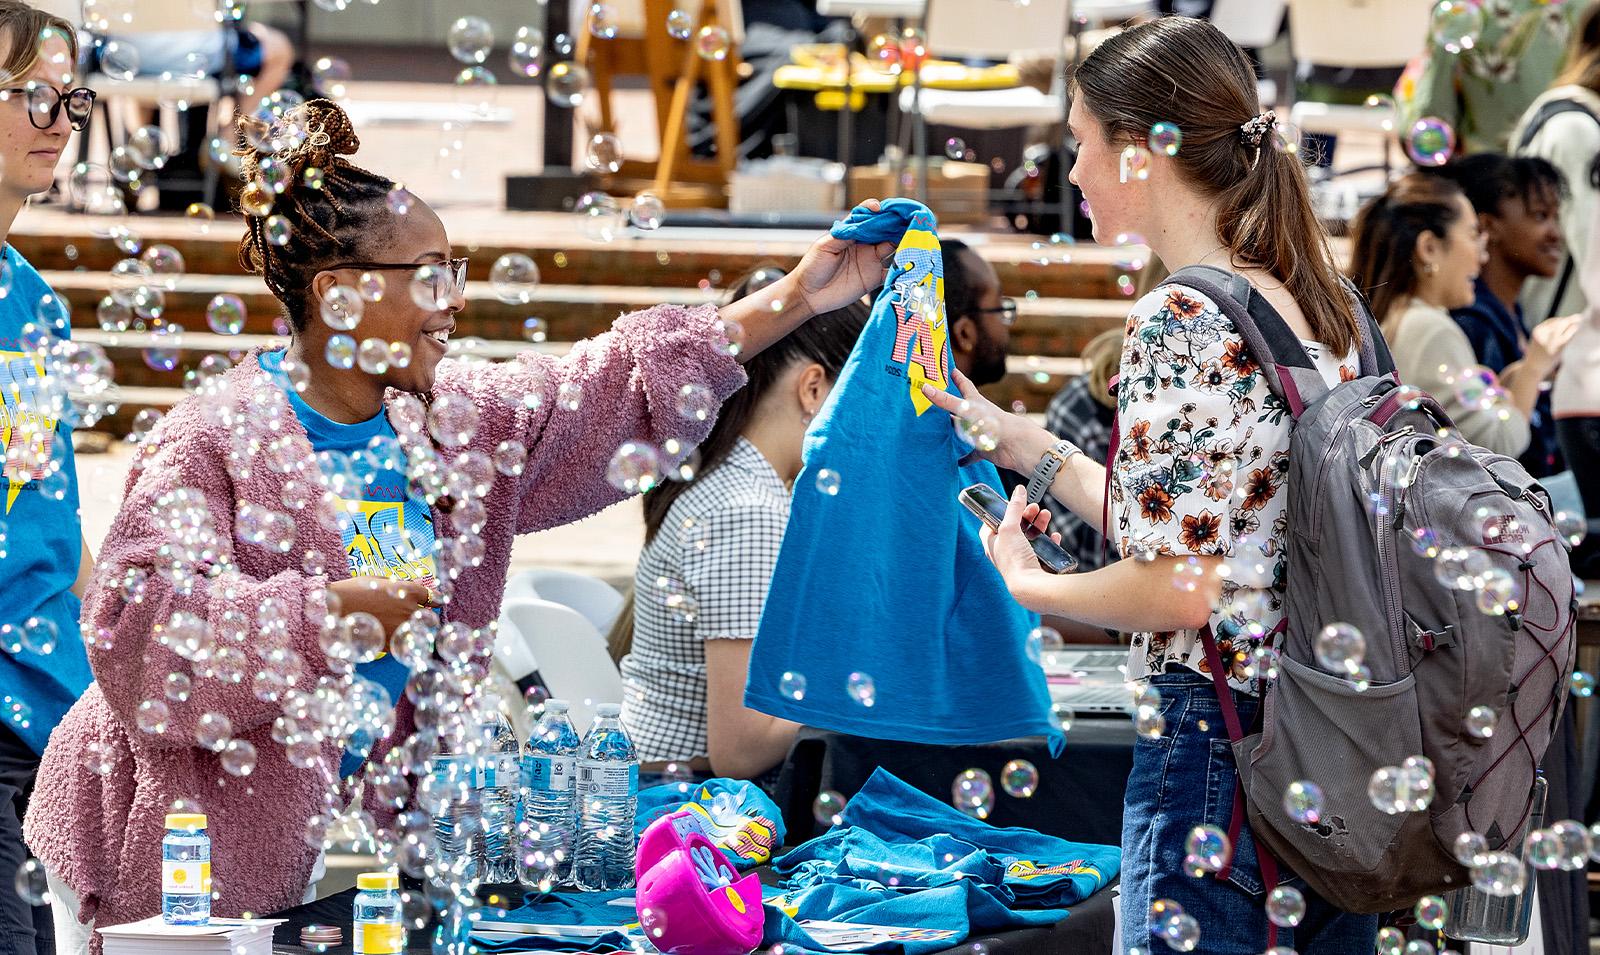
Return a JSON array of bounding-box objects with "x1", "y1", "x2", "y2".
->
[
  {"x1": 1510, "y1": 1, "x2": 1600, "y2": 322},
  {"x1": 925, "y1": 16, "x2": 1578, "y2": 953}
]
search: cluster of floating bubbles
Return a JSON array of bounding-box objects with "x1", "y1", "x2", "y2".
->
[{"x1": 1367, "y1": 756, "x2": 1435, "y2": 815}]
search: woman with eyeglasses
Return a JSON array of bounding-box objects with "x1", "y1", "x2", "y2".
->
[
  {"x1": 23, "y1": 95, "x2": 892, "y2": 949},
  {"x1": 0, "y1": 6, "x2": 99, "y2": 955}
]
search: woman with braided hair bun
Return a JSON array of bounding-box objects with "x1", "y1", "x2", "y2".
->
[{"x1": 24, "y1": 97, "x2": 894, "y2": 951}]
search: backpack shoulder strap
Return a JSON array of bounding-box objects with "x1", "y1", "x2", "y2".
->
[
  {"x1": 1516, "y1": 97, "x2": 1600, "y2": 151},
  {"x1": 1166, "y1": 264, "x2": 1324, "y2": 419}
]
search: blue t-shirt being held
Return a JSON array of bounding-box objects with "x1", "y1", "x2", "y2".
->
[
  {"x1": 259, "y1": 349, "x2": 432, "y2": 775},
  {"x1": 0, "y1": 244, "x2": 91, "y2": 755}
]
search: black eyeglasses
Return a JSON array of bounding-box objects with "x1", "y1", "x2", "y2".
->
[
  {"x1": 971, "y1": 297, "x2": 1019, "y2": 327},
  {"x1": 326, "y1": 257, "x2": 470, "y2": 302},
  {"x1": 2, "y1": 83, "x2": 95, "y2": 132}
]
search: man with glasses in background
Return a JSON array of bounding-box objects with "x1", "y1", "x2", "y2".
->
[
  {"x1": 0, "y1": 6, "x2": 97, "y2": 955},
  {"x1": 939, "y1": 238, "x2": 1015, "y2": 388}
]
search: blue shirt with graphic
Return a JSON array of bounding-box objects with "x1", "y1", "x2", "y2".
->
[
  {"x1": 0, "y1": 244, "x2": 91, "y2": 755},
  {"x1": 259, "y1": 349, "x2": 431, "y2": 776}
]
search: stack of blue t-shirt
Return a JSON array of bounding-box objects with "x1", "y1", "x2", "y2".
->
[{"x1": 745, "y1": 199, "x2": 1061, "y2": 754}]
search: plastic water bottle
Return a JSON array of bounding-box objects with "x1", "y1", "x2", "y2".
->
[
  {"x1": 476, "y1": 694, "x2": 521, "y2": 884},
  {"x1": 351, "y1": 871, "x2": 403, "y2": 954},
  {"x1": 519, "y1": 699, "x2": 581, "y2": 887},
  {"x1": 161, "y1": 813, "x2": 211, "y2": 925},
  {"x1": 573, "y1": 703, "x2": 640, "y2": 891},
  {"x1": 429, "y1": 749, "x2": 481, "y2": 887}
]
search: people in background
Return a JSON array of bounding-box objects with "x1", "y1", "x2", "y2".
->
[
  {"x1": 1512, "y1": 1, "x2": 1600, "y2": 322},
  {"x1": 1434, "y1": 154, "x2": 1570, "y2": 476},
  {"x1": 620, "y1": 268, "x2": 868, "y2": 789},
  {"x1": 1041, "y1": 328, "x2": 1121, "y2": 571},
  {"x1": 1552, "y1": 203, "x2": 1600, "y2": 576},
  {"x1": 940, "y1": 239, "x2": 1013, "y2": 388},
  {"x1": 1397, "y1": 0, "x2": 1581, "y2": 156},
  {"x1": 99, "y1": 5, "x2": 293, "y2": 99},
  {"x1": 1348, "y1": 173, "x2": 1576, "y2": 458},
  {"x1": 0, "y1": 6, "x2": 96, "y2": 953}
]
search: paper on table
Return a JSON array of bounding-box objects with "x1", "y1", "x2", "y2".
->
[
  {"x1": 796, "y1": 920, "x2": 961, "y2": 946},
  {"x1": 97, "y1": 916, "x2": 286, "y2": 938}
]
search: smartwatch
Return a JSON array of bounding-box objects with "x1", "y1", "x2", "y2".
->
[{"x1": 1026, "y1": 439, "x2": 1081, "y2": 505}]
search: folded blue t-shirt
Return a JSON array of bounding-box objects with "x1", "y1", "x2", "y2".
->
[
  {"x1": 635, "y1": 777, "x2": 786, "y2": 868},
  {"x1": 746, "y1": 199, "x2": 1062, "y2": 754},
  {"x1": 471, "y1": 889, "x2": 639, "y2": 953}
]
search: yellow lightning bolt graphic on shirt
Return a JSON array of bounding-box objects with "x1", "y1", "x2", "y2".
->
[
  {"x1": 885, "y1": 225, "x2": 950, "y2": 415},
  {"x1": 1, "y1": 349, "x2": 54, "y2": 513}
]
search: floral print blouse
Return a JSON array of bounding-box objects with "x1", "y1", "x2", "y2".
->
[{"x1": 1113, "y1": 285, "x2": 1357, "y2": 694}]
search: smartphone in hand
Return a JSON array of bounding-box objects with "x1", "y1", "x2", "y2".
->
[{"x1": 958, "y1": 483, "x2": 1079, "y2": 574}]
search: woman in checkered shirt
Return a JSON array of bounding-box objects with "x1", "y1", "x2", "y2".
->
[{"x1": 618, "y1": 272, "x2": 868, "y2": 788}]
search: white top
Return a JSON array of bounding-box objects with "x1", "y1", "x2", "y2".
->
[
  {"x1": 1388, "y1": 299, "x2": 1532, "y2": 456},
  {"x1": 1552, "y1": 205, "x2": 1600, "y2": 417}
]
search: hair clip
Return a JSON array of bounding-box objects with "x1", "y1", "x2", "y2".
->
[{"x1": 1239, "y1": 110, "x2": 1277, "y2": 149}]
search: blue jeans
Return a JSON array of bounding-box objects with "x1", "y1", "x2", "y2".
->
[{"x1": 1120, "y1": 671, "x2": 1379, "y2": 954}]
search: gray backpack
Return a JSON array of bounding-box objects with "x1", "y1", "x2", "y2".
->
[{"x1": 1168, "y1": 265, "x2": 1579, "y2": 914}]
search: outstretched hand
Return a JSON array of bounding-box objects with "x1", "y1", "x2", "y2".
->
[
  {"x1": 919, "y1": 366, "x2": 1051, "y2": 475},
  {"x1": 787, "y1": 198, "x2": 895, "y2": 317}
]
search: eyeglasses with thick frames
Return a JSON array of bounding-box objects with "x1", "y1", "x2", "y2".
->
[
  {"x1": 1, "y1": 83, "x2": 95, "y2": 132},
  {"x1": 971, "y1": 298, "x2": 1019, "y2": 327},
  {"x1": 325, "y1": 257, "x2": 470, "y2": 304}
]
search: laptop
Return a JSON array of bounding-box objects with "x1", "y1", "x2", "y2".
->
[{"x1": 1040, "y1": 644, "x2": 1133, "y2": 717}]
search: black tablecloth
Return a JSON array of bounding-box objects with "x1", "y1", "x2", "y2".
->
[
  {"x1": 774, "y1": 720, "x2": 1138, "y2": 847},
  {"x1": 267, "y1": 879, "x2": 1117, "y2": 954}
]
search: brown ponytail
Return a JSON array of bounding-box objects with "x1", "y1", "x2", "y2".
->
[
  {"x1": 234, "y1": 99, "x2": 396, "y2": 332},
  {"x1": 1073, "y1": 16, "x2": 1360, "y2": 356}
]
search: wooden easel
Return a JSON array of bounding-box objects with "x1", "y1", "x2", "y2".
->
[{"x1": 575, "y1": 0, "x2": 743, "y2": 206}]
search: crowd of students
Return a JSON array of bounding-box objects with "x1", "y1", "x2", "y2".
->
[{"x1": 2, "y1": 2, "x2": 1599, "y2": 955}]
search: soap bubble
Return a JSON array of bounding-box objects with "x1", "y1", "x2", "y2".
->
[
  {"x1": 951, "y1": 769, "x2": 994, "y2": 819},
  {"x1": 814, "y1": 469, "x2": 841, "y2": 496},
  {"x1": 221, "y1": 739, "x2": 258, "y2": 777},
  {"x1": 1432, "y1": 0, "x2": 1485, "y2": 53},
  {"x1": 357, "y1": 338, "x2": 391, "y2": 375},
  {"x1": 264, "y1": 214, "x2": 292, "y2": 247},
  {"x1": 195, "y1": 711, "x2": 232, "y2": 752},
  {"x1": 812, "y1": 790, "x2": 846, "y2": 826},
  {"x1": 846, "y1": 672, "x2": 876, "y2": 707},
  {"x1": 185, "y1": 203, "x2": 215, "y2": 232},
  {"x1": 522, "y1": 317, "x2": 548, "y2": 342},
  {"x1": 1464, "y1": 704, "x2": 1496, "y2": 738},
  {"x1": 1183, "y1": 824, "x2": 1230, "y2": 873},
  {"x1": 675, "y1": 383, "x2": 715, "y2": 421},
  {"x1": 630, "y1": 192, "x2": 665, "y2": 230},
  {"x1": 576, "y1": 191, "x2": 624, "y2": 243},
  {"x1": 205, "y1": 294, "x2": 246, "y2": 335},
  {"x1": 779, "y1": 671, "x2": 807, "y2": 701},
  {"x1": 657, "y1": 576, "x2": 699, "y2": 623},
  {"x1": 509, "y1": 26, "x2": 543, "y2": 78},
  {"x1": 1412, "y1": 894, "x2": 1448, "y2": 931},
  {"x1": 588, "y1": 2, "x2": 618, "y2": 39},
  {"x1": 324, "y1": 334, "x2": 356, "y2": 370},
  {"x1": 606, "y1": 441, "x2": 662, "y2": 494},
  {"x1": 428, "y1": 394, "x2": 480, "y2": 447},
  {"x1": 1283, "y1": 780, "x2": 1324, "y2": 824},
  {"x1": 388, "y1": 342, "x2": 411, "y2": 370},
  {"x1": 311, "y1": 55, "x2": 351, "y2": 98},
  {"x1": 1541, "y1": 820, "x2": 1592, "y2": 870},
  {"x1": 136, "y1": 699, "x2": 169, "y2": 734},
  {"x1": 409, "y1": 264, "x2": 452, "y2": 311},
  {"x1": 944, "y1": 137, "x2": 966, "y2": 160},
  {"x1": 1314, "y1": 622, "x2": 1365, "y2": 675},
  {"x1": 1572, "y1": 671, "x2": 1595, "y2": 697},
  {"x1": 448, "y1": 16, "x2": 494, "y2": 64},
  {"x1": 1406, "y1": 117, "x2": 1457, "y2": 167},
  {"x1": 666, "y1": 9, "x2": 694, "y2": 39},
  {"x1": 1025, "y1": 626, "x2": 1064, "y2": 664},
  {"x1": 696, "y1": 24, "x2": 732, "y2": 60},
  {"x1": 1148, "y1": 122, "x2": 1182, "y2": 157},
  {"x1": 1470, "y1": 851, "x2": 1527, "y2": 896},
  {"x1": 1453, "y1": 830, "x2": 1488, "y2": 865},
  {"x1": 1230, "y1": 885, "x2": 1289, "y2": 931},
  {"x1": 1134, "y1": 707, "x2": 1165, "y2": 739},
  {"x1": 320, "y1": 285, "x2": 364, "y2": 331},
  {"x1": 165, "y1": 671, "x2": 192, "y2": 702},
  {"x1": 454, "y1": 65, "x2": 497, "y2": 87},
  {"x1": 557, "y1": 381, "x2": 583, "y2": 411},
  {"x1": 1001, "y1": 759, "x2": 1039, "y2": 798},
  {"x1": 1160, "y1": 912, "x2": 1200, "y2": 951},
  {"x1": 1475, "y1": 567, "x2": 1518, "y2": 616},
  {"x1": 490, "y1": 253, "x2": 540, "y2": 304},
  {"x1": 13, "y1": 858, "x2": 50, "y2": 906},
  {"x1": 1368, "y1": 763, "x2": 1434, "y2": 814},
  {"x1": 546, "y1": 61, "x2": 591, "y2": 108},
  {"x1": 140, "y1": 244, "x2": 184, "y2": 289},
  {"x1": 1554, "y1": 509, "x2": 1585, "y2": 546},
  {"x1": 586, "y1": 133, "x2": 623, "y2": 174},
  {"x1": 100, "y1": 40, "x2": 140, "y2": 81},
  {"x1": 385, "y1": 185, "x2": 413, "y2": 216},
  {"x1": 1119, "y1": 145, "x2": 1153, "y2": 184}
]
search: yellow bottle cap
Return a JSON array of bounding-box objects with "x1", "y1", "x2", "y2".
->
[
  {"x1": 165, "y1": 813, "x2": 207, "y2": 831},
  {"x1": 356, "y1": 872, "x2": 399, "y2": 891}
]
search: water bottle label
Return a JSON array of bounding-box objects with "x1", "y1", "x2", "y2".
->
[
  {"x1": 578, "y1": 762, "x2": 639, "y2": 798},
  {"x1": 432, "y1": 754, "x2": 471, "y2": 786},
  {"x1": 354, "y1": 921, "x2": 404, "y2": 954},
  {"x1": 523, "y1": 754, "x2": 574, "y2": 793},
  {"x1": 486, "y1": 753, "x2": 519, "y2": 789},
  {"x1": 162, "y1": 859, "x2": 211, "y2": 896}
]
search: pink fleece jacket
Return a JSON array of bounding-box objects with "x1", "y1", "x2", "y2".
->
[{"x1": 23, "y1": 304, "x2": 744, "y2": 940}]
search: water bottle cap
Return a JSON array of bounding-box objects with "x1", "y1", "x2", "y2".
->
[
  {"x1": 596, "y1": 703, "x2": 621, "y2": 718},
  {"x1": 165, "y1": 813, "x2": 206, "y2": 831},
  {"x1": 356, "y1": 872, "x2": 399, "y2": 891},
  {"x1": 546, "y1": 699, "x2": 570, "y2": 712}
]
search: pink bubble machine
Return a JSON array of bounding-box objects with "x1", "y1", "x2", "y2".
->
[{"x1": 634, "y1": 809, "x2": 765, "y2": 955}]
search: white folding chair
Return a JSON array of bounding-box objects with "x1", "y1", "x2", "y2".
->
[
  {"x1": 503, "y1": 598, "x2": 625, "y2": 736},
  {"x1": 525, "y1": 568, "x2": 626, "y2": 635},
  {"x1": 1285, "y1": 0, "x2": 1433, "y2": 177},
  {"x1": 1210, "y1": 0, "x2": 1287, "y2": 106}
]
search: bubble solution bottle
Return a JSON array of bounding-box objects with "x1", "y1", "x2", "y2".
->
[
  {"x1": 161, "y1": 813, "x2": 211, "y2": 925},
  {"x1": 573, "y1": 703, "x2": 640, "y2": 891},
  {"x1": 351, "y1": 871, "x2": 403, "y2": 954}
]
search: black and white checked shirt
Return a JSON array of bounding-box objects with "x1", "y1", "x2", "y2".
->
[
  {"x1": 1042, "y1": 374, "x2": 1117, "y2": 572},
  {"x1": 620, "y1": 438, "x2": 790, "y2": 762}
]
